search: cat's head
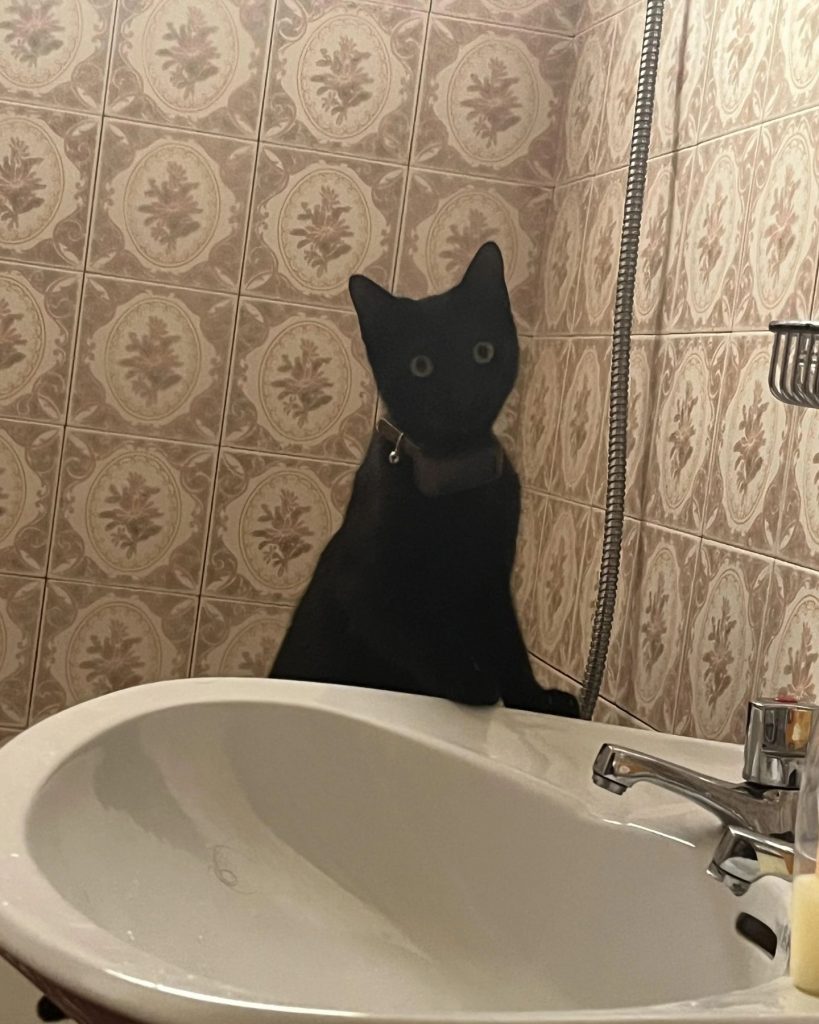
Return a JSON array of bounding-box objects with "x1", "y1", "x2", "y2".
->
[{"x1": 349, "y1": 242, "x2": 518, "y2": 454}]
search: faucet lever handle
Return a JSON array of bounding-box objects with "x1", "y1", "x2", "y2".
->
[{"x1": 743, "y1": 698, "x2": 818, "y2": 789}]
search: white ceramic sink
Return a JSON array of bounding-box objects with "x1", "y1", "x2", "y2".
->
[{"x1": 0, "y1": 678, "x2": 816, "y2": 1024}]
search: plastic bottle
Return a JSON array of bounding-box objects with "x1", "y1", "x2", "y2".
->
[{"x1": 792, "y1": 715, "x2": 819, "y2": 995}]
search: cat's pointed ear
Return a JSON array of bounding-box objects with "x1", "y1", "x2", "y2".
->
[
  {"x1": 460, "y1": 241, "x2": 509, "y2": 298},
  {"x1": 349, "y1": 274, "x2": 394, "y2": 327}
]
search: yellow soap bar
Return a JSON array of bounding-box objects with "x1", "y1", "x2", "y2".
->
[{"x1": 791, "y1": 873, "x2": 819, "y2": 995}]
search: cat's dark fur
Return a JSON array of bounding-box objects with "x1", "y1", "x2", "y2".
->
[{"x1": 271, "y1": 242, "x2": 579, "y2": 717}]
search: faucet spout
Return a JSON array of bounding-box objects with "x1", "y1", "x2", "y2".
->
[{"x1": 592, "y1": 744, "x2": 798, "y2": 837}]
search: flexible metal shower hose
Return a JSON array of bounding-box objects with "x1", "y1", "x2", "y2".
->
[{"x1": 580, "y1": 0, "x2": 666, "y2": 720}]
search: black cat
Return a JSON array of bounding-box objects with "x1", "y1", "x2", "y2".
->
[{"x1": 271, "y1": 242, "x2": 579, "y2": 718}]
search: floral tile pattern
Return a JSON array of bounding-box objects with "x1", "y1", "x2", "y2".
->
[
  {"x1": 675, "y1": 541, "x2": 772, "y2": 743},
  {"x1": 193, "y1": 597, "x2": 292, "y2": 676},
  {"x1": 559, "y1": 17, "x2": 613, "y2": 182},
  {"x1": 243, "y1": 145, "x2": 404, "y2": 309},
  {"x1": 698, "y1": 0, "x2": 776, "y2": 143},
  {"x1": 0, "y1": 102, "x2": 99, "y2": 268},
  {"x1": 734, "y1": 111, "x2": 819, "y2": 332},
  {"x1": 572, "y1": 169, "x2": 625, "y2": 335},
  {"x1": 225, "y1": 298, "x2": 376, "y2": 464},
  {"x1": 431, "y1": 0, "x2": 581, "y2": 36},
  {"x1": 0, "y1": 573, "x2": 43, "y2": 727},
  {"x1": 512, "y1": 487, "x2": 546, "y2": 651},
  {"x1": 704, "y1": 335, "x2": 791, "y2": 554},
  {"x1": 516, "y1": 336, "x2": 566, "y2": 492},
  {"x1": 594, "y1": 3, "x2": 641, "y2": 174},
  {"x1": 30, "y1": 579, "x2": 196, "y2": 721},
  {"x1": 651, "y1": 0, "x2": 711, "y2": 157},
  {"x1": 106, "y1": 0, "x2": 274, "y2": 138},
  {"x1": 778, "y1": 409, "x2": 819, "y2": 573},
  {"x1": 764, "y1": 0, "x2": 819, "y2": 120},
  {"x1": 0, "y1": 260, "x2": 80, "y2": 423},
  {"x1": 623, "y1": 335, "x2": 660, "y2": 519},
  {"x1": 539, "y1": 177, "x2": 591, "y2": 334},
  {"x1": 204, "y1": 448, "x2": 354, "y2": 605},
  {"x1": 758, "y1": 561, "x2": 819, "y2": 706},
  {"x1": 0, "y1": 0, "x2": 114, "y2": 112},
  {"x1": 576, "y1": 0, "x2": 633, "y2": 32},
  {"x1": 0, "y1": 417, "x2": 61, "y2": 575},
  {"x1": 551, "y1": 336, "x2": 608, "y2": 505},
  {"x1": 644, "y1": 335, "x2": 725, "y2": 535},
  {"x1": 69, "y1": 275, "x2": 235, "y2": 444},
  {"x1": 263, "y1": 0, "x2": 425, "y2": 164},
  {"x1": 395, "y1": 169, "x2": 550, "y2": 332},
  {"x1": 49, "y1": 429, "x2": 217, "y2": 592},
  {"x1": 89, "y1": 119, "x2": 255, "y2": 291},
  {"x1": 412, "y1": 16, "x2": 573, "y2": 185}
]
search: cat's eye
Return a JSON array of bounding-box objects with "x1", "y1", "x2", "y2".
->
[
  {"x1": 410, "y1": 355, "x2": 434, "y2": 378},
  {"x1": 473, "y1": 342, "x2": 495, "y2": 365}
]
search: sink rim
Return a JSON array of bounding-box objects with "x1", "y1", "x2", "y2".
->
[{"x1": 0, "y1": 677, "x2": 815, "y2": 1024}]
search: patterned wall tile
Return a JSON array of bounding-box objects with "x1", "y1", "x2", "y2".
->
[
  {"x1": 243, "y1": 145, "x2": 404, "y2": 309},
  {"x1": 623, "y1": 335, "x2": 660, "y2": 519},
  {"x1": 412, "y1": 16, "x2": 573, "y2": 185},
  {"x1": 594, "y1": 3, "x2": 641, "y2": 174},
  {"x1": 576, "y1": 0, "x2": 634, "y2": 32},
  {"x1": 0, "y1": 261, "x2": 80, "y2": 423},
  {"x1": 512, "y1": 487, "x2": 546, "y2": 651},
  {"x1": 698, "y1": 0, "x2": 776, "y2": 143},
  {"x1": 431, "y1": 0, "x2": 581, "y2": 35},
  {"x1": 89, "y1": 119, "x2": 255, "y2": 291},
  {"x1": 0, "y1": 0, "x2": 114, "y2": 112},
  {"x1": 0, "y1": 102, "x2": 99, "y2": 268},
  {"x1": 668, "y1": 127, "x2": 759, "y2": 334},
  {"x1": 559, "y1": 17, "x2": 613, "y2": 182},
  {"x1": 0, "y1": 573, "x2": 43, "y2": 727},
  {"x1": 224, "y1": 298, "x2": 376, "y2": 463},
  {"x1": 107, "y1": 0, "x2": 274, "y2": 138},
  {"x1": 193, "y1": 597, "x2": 292, "y2": 676},
  {"x1": 592, "y1": 698, "x2": 650, "y2": 730},
  {"x1": 572, "y1": 168, "x2": 625, "y2": 335},
  {"x1": 539, "y1": 177, "x2": 591, "y2": 335},
  {"x1": 516, "y1": 336, "x2": 566, "y2": 492},
  {"x1": 30, "y1": 579, "x2": 196, "y2": 721},
  {"x1": 551, "y1": 336, "x2": 608, "y2": 505},
  {"x1": 644, "y1": 335, "x2": 725, "y2": 535},
  {"x1": 0, "y1": 417, "x2": 61, "y2": 575},
  {"x1": 69, "y1": 275, "x2": 235, "y2": 444},
  {"x1": 758, "y1": 561, "x2": 819, "y2": 706},
  {"x1": 263, "y1": 0, "x2": 425, "y2": 164},
  {"x1": 50, "y1": 429, "x2": 217, "y2": 592},
  {"x1": 0, "y1": 729, "x2": 20, "y2": 746},
  {"x1": 734, "y1": 111, "x2": 819, "y2": 332},
  {"x1": 765, "y1": 0, "x2": 819, "y2": 120},
  {"x1": 613, "y1": 524, "x2": 699, "y2": 732},
  {"x1": 674, "y1": 541, "x2": 772, "y2": 743},
  {"x1": 778, "y1": 408, "x2": 819, "y2": 573},
  {"x1": 395, "y1": 169, "x2": 549, "y2": 332},
  {"x1": 204, "y1": 448, "x2": 354, "y2": 605},
  {"x1": 704, "y1": 334, "x2": 791, "y2": 555},
  {"x1": 651, "y1": 0, "x2": 712, "y2": 157}
]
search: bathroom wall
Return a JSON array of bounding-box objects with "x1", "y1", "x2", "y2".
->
[
  {"x1": 522, "y1": 0, "x2": 819, "y2": 740},
  {"x1": 0, "y1": 0, "x2": 579, "y2": 740}
]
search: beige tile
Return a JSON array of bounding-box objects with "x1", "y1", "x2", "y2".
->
[
  {"x1": 594, "y1": 3, "x2": 642, "y2": 174},
  {"x1": 572, "y1": 168, "x2": 625, "y2": 336},
  {"x1": 704, "y1": 334, "x2": 791, "y2": 554},
  {"x1": 592, "y1": 698, "x2": 651, "y2": 730},
  {"x1": 512, "y1": 487, "x2": 547, "y2": 652},
  {"x1": 758, "y1": 561, "x2": 819, "y2": 705},
  {"x1": 764, "y1": 0, "x2": 819, "y2": 120},
  {"x1": 0, "y1": 260, "x2": 80, "y2": 423},
  {"x1": 651, "y1": 0, "x2": 712, "y2": 157},
  {"x1": 263, "y1": 0, "x2": 425, "y2": 163},
  {"x1": 559, "y1": 17, "x2": 613, "y2": 182},
  {"x1": 614, "y1": 524, "x2": 699, "y2": 733},
  {"x1": 69, "y1": 275, "x2": 234, "y2": 444},
  {"x1": 0, "y1": 102, "x2": 99, "y2": 268},
  {"x1": 243, "y1": 144, "x2": 404, "y2": 309},
  {"x1": 734, "y1": 111, "x2": 819, "y2": 332},
  {"x1": 88, "y1": 119, "x2": 255, "y2": 291},
  {"x1": 431, "y1": 0, "x2": 581, "y2": 35},
  {"x1": 106, "y1": 0, "x2": 274, "y2": 137},
  {"x1": 204, "y1": 448, "x2": 354, "y2": 605},
  {"x1": 669, "y1": 127, "x2": 760, "y2": 334},
  {"x1": 622, "y1": 335, "x2": 660, "y2": 519},
  {"x1": 551, "y1": 336, "x2": 609, "y2": 505},
  {"x1": 30, "y1": 579, "x2": 196, "y2": 722},
  {"x1": 0, "y1": 0, "x2": 115, "y2": 112},
  {"x1": 0, "y1": 417, "x2": 61, "y2": 575},
  {"x1": 539, "y1": 177, "x2": 591, "y2": 335},
  {"x1": 778, "y1": 407, "x2": 819, "y2": 572},
  {"x1": 532, "y1": 496, "x2": 589, "y2": 675},
  {"x1": 0, "y1": 573, "x2": 43, "y2": 727},
  {"x1": 698, "y1": 0, "x2": 776, "y2": 143},
  {"x1": 225, "y1": 298, "x2": 376, "y2": 463},
  {"x1": 0, "y1": 728, "x2": 21, "y2": 745},
  {"x1": 412, "y1": 16, "x2": 573, "y2": 185},
  {"x1": 193, "y1": 597, "x2": 292, "y2": 677},
  {"x1": 50, "y1": 428, "x2": 217, "y2": 592},
  {"x1": 644, "y1": 335, "x2": 725, "y2": 535},
  {"x1": 674, "y1": 541, "x2": 772, "y2": 743},
  {"x1": 516, "y1": 336, "x2": 566, "y2": 492},
  {"x1": 395, "y1": 169, "x2": 549, "y2": 333},
  {"x1": 576, "y1": 0, "x2": 634, "y2": 32}
]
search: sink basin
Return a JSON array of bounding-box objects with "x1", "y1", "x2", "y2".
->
[{"x1": 0, "y1": 678, "x2": 815, "y2": 1023}]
